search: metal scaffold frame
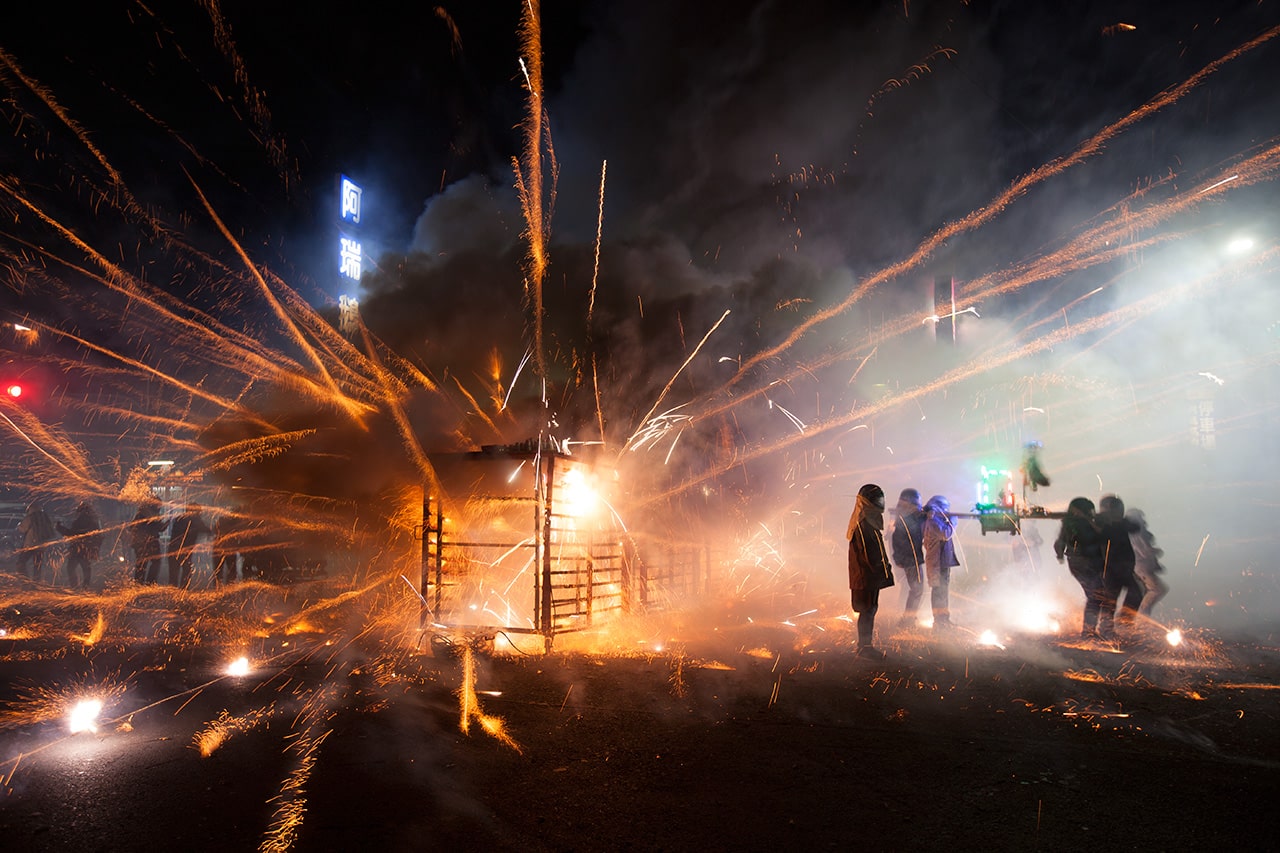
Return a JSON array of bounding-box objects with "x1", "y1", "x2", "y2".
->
[{"x1": 418, "y1": 443, "x2": 710, "y2": 649}]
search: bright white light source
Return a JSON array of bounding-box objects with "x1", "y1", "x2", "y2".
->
[
  {"x1": 69, "y1": 699, "x2": 103, "y2": 734},
  {"x1": 559, "y1": 467, "x2": 600, "y2": 517},
  {"x1": 1226, "y1": 236, "x2": 1254, "y2": 255},
  {"x1": 1166, "y1": 628, "x2": 1183, "y2": 647},
  {"x1": 226, "y1": 656, "x2": 251, "y2": 677}
]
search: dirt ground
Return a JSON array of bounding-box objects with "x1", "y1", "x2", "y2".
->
[
  {"x1": 1, "y1": 587, "x2": 1278, "y2": 853},
  {"x1": 367, "y1": 622, "x2": 1280, "y2": 853}
]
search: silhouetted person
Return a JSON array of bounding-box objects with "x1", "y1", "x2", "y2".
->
[
  {"x1": 168, "y1": 504, "x2": 211, "y2": 587},
  {"x1": 1055, "y1": 497, "x2": 1106, "y2": 639},
  {"x1": 1022, "y1": 441, "x2": 1051, "y2": 491},
  {"x1": 1126, "y1": 507, "x2": 1169, "y2": 617},
  {"x1": 212, "y1": 507, "x2": 243, "y2": 584},
  {"x1": 846, "y1": 483, "x2": 894, "y2": 659},
  {"x1": 922, "y1": 495, "x2": 960, "y2": 630},
  {"x1": 1096, "y1": 494, "x2": 1143, "y2": 635},
  {"x1": 56, "y1": 501, "x2": 102, "y2": 589},
  {"x1": 129, "y1": 499, "x2": 165, "y2": 584},
  {"x1": 890, "y1": 488, "x2": 926, "y2": 628},
  {"x1": 15, "y1": 501, "x2": 57, "y2": 581}
]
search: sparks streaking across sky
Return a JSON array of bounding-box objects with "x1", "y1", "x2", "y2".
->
[{"x1": 1, "y1": 2, "x2": 1280, "y2": 849}]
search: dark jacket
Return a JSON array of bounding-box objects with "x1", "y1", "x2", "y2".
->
[
  {"x1": 130, "y1": 504, "x2": 165, "y2": 555},
  {"x1": 847, "y1": 494, "x2": 894, "y2": 591},
  {"x1": 57, "y1": 505, "x2": 103, "y2": 558},
  {"x1": 891, "y1": 498, "x2": 926, "y2": 569},
  {"x1": 1054, "y1": 497, "x2": 1102, "y2": 576},
  {"x1": 1096, "y1": 500, "x2": 1138, "y2": 577}
]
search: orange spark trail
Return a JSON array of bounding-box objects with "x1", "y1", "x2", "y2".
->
[
  {"x1": 638, "y1": 248, "x2": 1277, "y2": 506},
  {"x1": 588, "y1": 159, "x2": 608, "y2": 324},
  {"x1": 185, "y1": 171, "x2": 374, "y2": 425},
  {"x1": 0, "y1": 408, "x2": 99, "y2": 488},
  {"x1": 962, "y1": 148, "x2": 1280, "y2": 305},
  {"x1": 513, "y1": 0, "x2": 554, "y2": 386},
  {"x1": 659, "y1": 146, "x2": 1280, "y2": 450},
  {"x1": 352, "y1": 320, "x2": 445, "y2": 492},
  {"x1": 0, "y1": 48, "x2": 142, "y2": 218},
  {"x1": 195, "y1": 0, "x2": 291, "y2": 177},
  {"x1": 33, "y1": 323, "x2": 276, "y2": 432},
  {"x1": 0, "y1": 178, "x2": 353, "y2": 416},
  {"x1": 726, "y1": 24, "x2": 1280, "y2": 390}
]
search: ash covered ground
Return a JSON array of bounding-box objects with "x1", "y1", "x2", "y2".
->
[{"x1": 1, "y1": 571, "x2": 1277, "y2": 853}]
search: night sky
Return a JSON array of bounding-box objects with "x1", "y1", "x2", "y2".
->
[{"x1": 4, "y1": 1, "x2": 1280, "y2": 623}]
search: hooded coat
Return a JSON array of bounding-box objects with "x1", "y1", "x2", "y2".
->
[
  {"x1": 18, "y1": 504, "x2": 57, "y2": 549},
  {"x1": 847, "y1": 492, "x2": 894, "y2": 592},
  {"x1": 890, "y1": 490, "x2": 926, "y2": 569},
  {"x1": 922, "y1": 495, "x2": 960, "y2": 585}
]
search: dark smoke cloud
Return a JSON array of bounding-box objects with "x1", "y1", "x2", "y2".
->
[{"x1": 345, "y1": 0, "x2": 1280, "y2": 632}]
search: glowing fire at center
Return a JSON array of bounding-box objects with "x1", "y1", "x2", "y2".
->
[
  {"x1": 69, "y1": 699, "x2": 103, "y2": 734},
  {"x1": 977, "y1": 630, "x2": 1006, "y2": 649},
  {"x1": 226, "y1": 656, "x2": 251, "y2": 677},
  {"x1": 559, "y1": 468, "x2": 600, "y2": 518},
  {"x1": 1166, "y1": 628, "x2": 1183, "y2": 647}
]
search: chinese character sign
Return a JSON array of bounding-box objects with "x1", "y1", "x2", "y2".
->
[
  {"x1": 338, "y1": 294, "x2": 360, "y2": 336},
  {"x1": 340, "y1": 176, "x2": 362, "y2": 224},
  {"x1": 339, "y1": 237, "x2": 362, "y2": 281}
]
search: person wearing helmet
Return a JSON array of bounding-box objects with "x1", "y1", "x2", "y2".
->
[
  {"x1": 890, "y1": 488, "x2": 927, "y2": 628},
  {"x1": 1054, "y1": 497, "x2": 1106, "y2": 639},
  {"x1": 15, "y1": 501, "x2": 57, "y2": 581},
  {"x1": 56, "y1": 500, "x2": 102, "y2": 589},
  {"x1": 922, "y1": 495, "x2": 960, "y2": 630},
  {"x1": 845, "y1": 483, "x2": 895, "y2": 659},
  {"x1": 1125, "y1": 508, "x2": 1169, "y2": 616},
  {"x1": 129, "y1": 499, "x2": 165, "y2": 584},
  {"x1": 1095, "y1": 494, "x2": 1142, "y2": 636}
]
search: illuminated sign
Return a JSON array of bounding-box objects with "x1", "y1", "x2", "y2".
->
[
  {"x1": 340, "y1": 176, "x2": 363, "y2": 224},
  {"x1": 339, "y1": 237, "x2": 363, "y2": 280}
]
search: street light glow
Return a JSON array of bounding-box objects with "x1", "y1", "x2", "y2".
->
[{"x1": 1226, "y1": 236, "x2": 1255, "y2": 255}]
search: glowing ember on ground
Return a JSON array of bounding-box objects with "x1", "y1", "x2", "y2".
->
[
  {"x1": 1166, "y1": 629, "x2": 1183, "y2": 647},
  {"x1": 227, "y1": 656, "x2": 251, "y2": 677},
  {"x1": 977, "y1": 629, "x2": 1005, "y2": 649},
  {"x1": 68, "y1": 699, "x2": 103, "y2": 734}
]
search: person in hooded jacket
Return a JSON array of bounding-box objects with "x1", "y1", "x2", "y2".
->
[
  {"x1": 890, "y1": 488, "x2": 927, "y2": 627},
  {"x1": 56, "y1": 501, "x2": 102, "y2": 589},
  {"x1": 1096, "y1": 494, "x2": 1143, "y2": 636},
  {"x1": 922, "y1": 495, "x2": 960, "y2": 629},
  {"x1": 846, "y1": 483, "x2": 894, "y2": 659},
  {"x1": 1126, "y1": 508, "x2": 1169, "y2": 617},
  {"x1": 1055, "y1": 497, "x2": 1106, "y2": 638},
  {"x1": 16, "y1": 501, "x2": 58, "y2": 581}
]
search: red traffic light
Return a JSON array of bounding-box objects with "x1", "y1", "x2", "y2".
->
[{"x1": 5, "y1": 383, "x2": 21, "y2": 399}]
